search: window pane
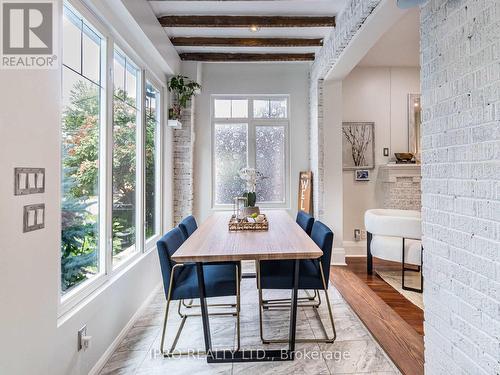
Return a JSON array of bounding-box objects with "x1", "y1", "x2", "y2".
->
[
  {"x1": 112, "y1": 53, "x2": 139, "y2": 267},
  {"x1": 126, "y1": 63, "x2": 138, "y2": 104},
  {"x1": 61, "y1": 5, "x2": 103, "y2": 294},
  {"x1": 214, "y1": 124, "x2": 247, "y2": 204},
  {"x1": 61, "y1": 67, "x2": 100, "y2": 293},
  {"x1": 146, "y1": 82, "x2": 157, "y2": 119},
  {"x1": 253, "y1": 100, "x2": 269, "y2": 118},
  {"x1": 214, "y1": 99, "x2": 231, "y2": 118},
  {"x1": 270, "y1": 99, "x2": 287, "y2": 118},
  {"x1": 63, "y1": 7, "x2": 81, "y2": 73},
  {"x1": 113, "y1": 52, "x2": 125, "y2": 99},
  {"x1": 253, "y1": 99, "x2": 287, "y2": 119},
  {"x1": 82, "y1": 25, "x2": 100, "y2": 83},
  {"x1": 231, "y1": 100, "x2": 248, "y2": 118},
  {"x1": 145, "y1": 82, "x2": 159, "y2": 241},
  {"x1": 256, "y1": 126, "x2": 285, "y2": 202}
]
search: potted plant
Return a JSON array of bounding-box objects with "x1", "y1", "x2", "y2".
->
[
  {"x1": 238, "y1": 167, "x2": 263, "y2": 216},
  {"x1": 167, "y1": 75, "x2": 201, "y2": 120}
]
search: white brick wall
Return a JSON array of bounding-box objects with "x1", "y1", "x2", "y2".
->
[
  {"x1": 309, "y1": 0, "x2": 381, "y2": 219},
  {"x1": 383, "y1": 176, "x2": 422, "y2": 210},
  {"x1": 421, "y1": 1, "x2": 500, "y2": 374},
  {"x1": 172, "y1": 99, "x2": 194, "y2": 225}
]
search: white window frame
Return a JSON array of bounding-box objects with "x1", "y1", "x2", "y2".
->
[
  {"x1": 59, "y1": 0, "x2": 164, "y2": 317},
  {"x1": 110, "y1": 46, "x2": 143, "y2": 271},
  {"x1": 211, "y1": 95, "x2": 290, "y2": 210},
  {"x1": 144, "y1": 76, "x2": 163, "y2": 251}
]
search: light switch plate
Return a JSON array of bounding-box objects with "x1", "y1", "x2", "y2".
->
[
  {"x1": 23, "y1": 204, "x2": 45, "y2": 232},
  {"x1": 383, "y1": 148, "x2": 390, "y2": 157},
  {"x1": 15, "y1": 168, "x2": 45, "y2": 195}
]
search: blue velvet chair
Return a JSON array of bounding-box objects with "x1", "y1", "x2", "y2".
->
[
  {"x1": 178, "y1": 215, "x2": 240, "y2": 311},
  {"x1": 261, "y1": 210, "x2": 318, "y2": 307},
  {"x1": 157, "y1": 227, "x2": 240, "y2": 356},
  {"x1": 296, "y1": 210, "x2": 314, "y2": 236},
  {"x1": 178, "y1": 215, "x2": 198, "y2": 240},
  {"x1": 257, "y1": 220, "x2": 336, "y2": 344}
]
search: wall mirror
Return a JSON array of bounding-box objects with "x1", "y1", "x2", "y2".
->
[{"x1": 408, "y1": 93, "x2": 421, "y2": 162}]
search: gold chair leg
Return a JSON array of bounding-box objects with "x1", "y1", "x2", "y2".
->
[
  {"x1": 182, "y1": 298, "x2": 236, "y2": 310},
  {"x1": 319, "y1": 262, "x2": 336, "y2": 343},
  {"x1": 160, "y1": 298, "x2": 171, "y2": 355},
  {"x1": 161, "y1": 263, "x2": 241, "y2": 357},
  {"x1": 262, "y1": 290, "x2": 321, "y2": 310},
  {"x1": 263, "y1": 289, "x2": 318, "y2": 306},
  {"x1": 257, "y1": 262, "x2": 336, "y2": 344}
]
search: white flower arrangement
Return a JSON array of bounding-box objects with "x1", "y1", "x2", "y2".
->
[{"x1": 238, "y1": 167, "x2": 263, "y2": 193}]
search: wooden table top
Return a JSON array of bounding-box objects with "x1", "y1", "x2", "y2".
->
[{"x1": 171, "y1": 210, "x2": 323, "y2": 263}]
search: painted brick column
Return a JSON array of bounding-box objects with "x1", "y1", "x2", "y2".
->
[
  {"x1": 172, "y1": 99, "x2": 195, "y2": 225},
  {"x1": 421, "y1": 1, "x2": 500, "y2": 373}
]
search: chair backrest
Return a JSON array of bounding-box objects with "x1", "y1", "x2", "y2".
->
[
  {"x1": 296, "y1": 211, "x2": 314, "y2": 236},
  {"x1": 310, "y1": 221, "x2": 334, "y2": 285},
  {"x1": 157, "y1": 227, "x2": 185, "y2": 298},
  {"x1": 178, "y1": 215, "x2": 198, "y2": 240}
]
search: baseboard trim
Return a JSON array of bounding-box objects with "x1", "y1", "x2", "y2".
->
[
  {"x1": 88, "y1": 283, "x2": 162, "y2": 375},
  {"x1": 331, "y1": 247, "x2": 347, "y2": 266},
  {"x1": 344, "y1": 240, "x2": 367, "y2": 257}
]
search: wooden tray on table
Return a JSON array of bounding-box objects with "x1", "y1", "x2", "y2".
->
[{"x1": 228, "y1": 214, "x2": 269, "y2": 232}]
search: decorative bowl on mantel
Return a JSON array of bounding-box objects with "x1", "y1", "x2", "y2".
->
[{"x1": 394, "y1": 153, "x2": 415, "y2": 164}]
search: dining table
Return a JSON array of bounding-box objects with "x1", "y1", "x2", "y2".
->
[{"x1": 171, "y1": 210, "x2": 323, "y2": 363}]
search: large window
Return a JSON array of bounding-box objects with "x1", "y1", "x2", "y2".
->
[
  {"x1": 212, "y1": 96, "x2": 289, "y2": 207},
  {"x1": 112, "y1": 50, "x2": 140, "y2": 267},
  {"x1": 61, "y1": 5, "x2": 104, "y2": 293},
  {"x1": 60, "y1": 2, "x2": 163, "y2": 304},
  {"x1": 145, "y1": 81, "x2": 160, "y2": 242}
]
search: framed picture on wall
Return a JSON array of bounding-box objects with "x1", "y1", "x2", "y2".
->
[
  {"x1": 342, "y1": 122, "x2": 375, "y2": 170},
  {"x1": 355, "y1": 169, "x2": 370, "y2": 181}
]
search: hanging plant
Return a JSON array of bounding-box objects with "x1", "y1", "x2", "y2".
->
[{"x1": 167, "y1": 75, "x2": 201, "y2": 120}]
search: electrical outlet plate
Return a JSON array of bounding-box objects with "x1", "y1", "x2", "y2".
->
[
  {"x1": 78, "y1": 325, "x2": 87, "y2": 351},
  {"x1": 354, "y1": 229, "x2": 361, "y2": 241}
]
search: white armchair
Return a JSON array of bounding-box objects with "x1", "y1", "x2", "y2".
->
[{"x1": 364, "y1": 209, "x2": 423, "y2": 292}]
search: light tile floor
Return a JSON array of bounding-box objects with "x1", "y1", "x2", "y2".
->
[{"x1": 100, "y1": 264, "x2": 400, "y2": 375}]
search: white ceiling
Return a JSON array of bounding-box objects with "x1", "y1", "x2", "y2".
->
[
  {"x1": 148, "y1": 0, "x2": 346, "y2": 56},
  {"x1": 358, "y1": 9, "x2": 420, "y2": 67},
  {"x1": 149, "y1": 1, "x2": 346, "y2": 16}
]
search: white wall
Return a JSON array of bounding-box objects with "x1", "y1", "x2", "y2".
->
[
  {"x1": 322, "y1": 80, "x2": 346, "y2": 264},
  {"x1": 0, "y1": 1, "x2": 175, "y2": 374},
  {"x1": 341, "y1": 66, "x2": 420, "y2": 247},
  {"x1": 193, "y1": 63, "x2": 310, "y2": 222}
]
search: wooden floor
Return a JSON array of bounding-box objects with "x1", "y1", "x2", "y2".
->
[{"x1": 331, "y1": 257, "x2": 424, "y2": 375}]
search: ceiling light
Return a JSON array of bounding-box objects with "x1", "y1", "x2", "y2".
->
[{"x1": 249, "y1": 25, "x2": 260, "y2": 32}]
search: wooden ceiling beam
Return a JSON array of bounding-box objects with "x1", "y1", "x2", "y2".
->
[
  {"x1": 171, "y1": 37, "x2": 323, "y2": 47},
  {"x1": 179, "y1": 52, "x2": 315, "y2": 62},
  {"x1": 159, "y1": 15, "x2": 335, "y2": 28}
]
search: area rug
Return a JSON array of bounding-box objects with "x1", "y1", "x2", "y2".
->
[{"x1": 376, "y1": 270, "x2": 424, "y2": 310}]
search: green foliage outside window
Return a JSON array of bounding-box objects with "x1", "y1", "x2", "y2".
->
[{"x1": 61, "y1": 81, "x2": 156, "y2": 292}]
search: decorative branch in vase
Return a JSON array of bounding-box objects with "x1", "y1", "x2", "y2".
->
[{"x1": 167, "y1": 75, "x2": 201, "y2": 120}]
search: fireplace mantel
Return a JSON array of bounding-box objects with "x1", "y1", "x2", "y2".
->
[{"x1": 378, "y1": 163, "x2": 421, "y2": 183}]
